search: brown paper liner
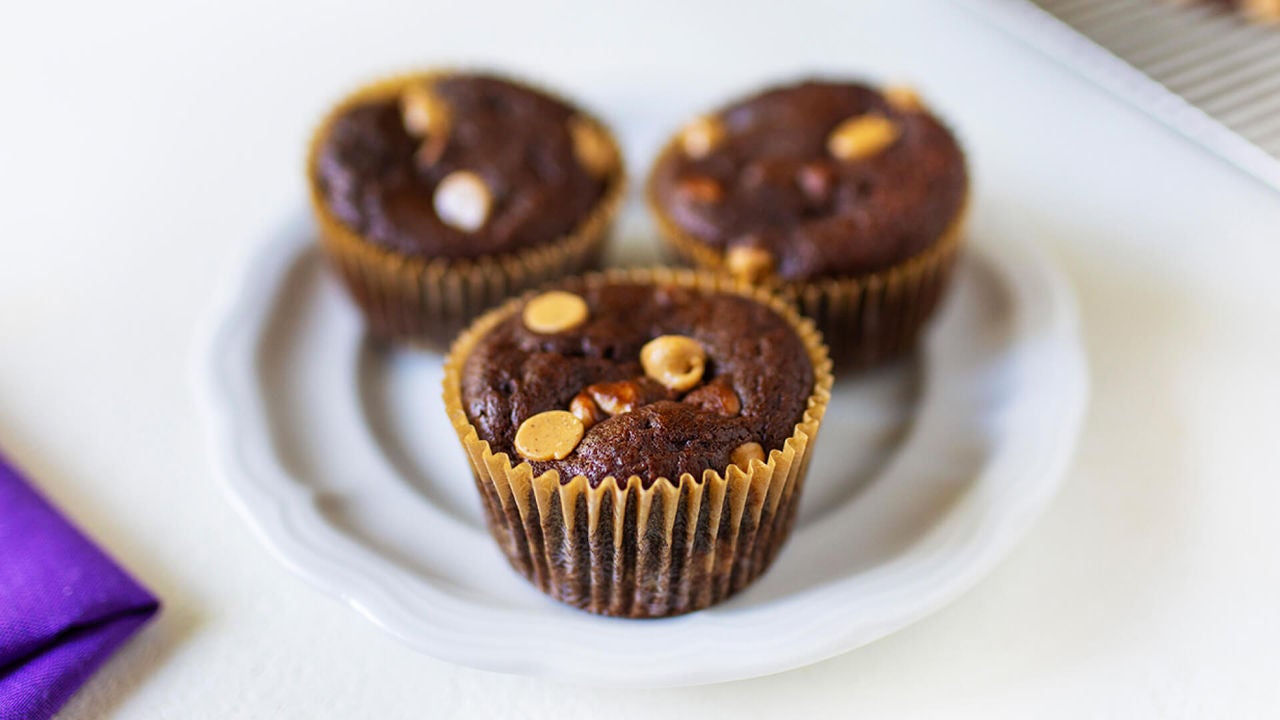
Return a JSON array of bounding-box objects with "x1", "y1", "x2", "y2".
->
[
  {"x1": 307, "y1": 70, "x2": 627, "y2": 350},
  {"x1": 646, "y1": 139, "x2": 968, "y2": 373},
  {"x1": 442, "y1": 268, "x2": 834, "y2": 618}
]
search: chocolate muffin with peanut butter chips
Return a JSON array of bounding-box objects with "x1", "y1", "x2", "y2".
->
[
  {"x1": 308, "y1": 71, "x2": 625, "y2": 348},
  {"x1": 647, "y1": 79, "x2": 969, "y2": 371},
  {"x1": 442, "y1": 268, "x2": 833, "y2": 618}
]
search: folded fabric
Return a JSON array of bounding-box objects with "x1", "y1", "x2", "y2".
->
[{"x1": 0, "y1": 450, "x2": 159, "y2": 720}]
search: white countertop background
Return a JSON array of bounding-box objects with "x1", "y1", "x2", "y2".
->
[{"x1": 3, "y1": 0, "x2": 1279, "y2": 716}]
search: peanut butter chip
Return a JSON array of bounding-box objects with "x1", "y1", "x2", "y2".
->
[
  {"x1": 515, "y1": 410, "x2": 585, "y2": 462},
  {"x1": 569, "y1": 393, "x2": 602, "y2": 429},
  {"x1": 522, "y1": 291, "x2": 589, "y2": 334},
  {"x1": 676, "y1": 176, "x2": 724, "y2": 205},
  {"x1": 416, "y1": 132, "x2": 450, "y2": 166},
  {"x1": 797, "y1": 162, "x2": 834, "y2": 204},
  {"x1": 570, "y1": 379, "x2": 642, "y2": 428},
  {"x1": 883, "y1": 85, "x2": 924, "y2": 113},
  {"x1": 730, "y1": 442, "x2": 766, "y2": 470},
  {"x1": 1244, "y1": 0, "x2": 1280, "y2": 22},
  {"x1": 568, "y1": 115, "x2": 616, "y2": 177},
  {"x1": 725, "y1": 245, "x2": 775, "y2": 283},
  {"x1": 679, "y1": 115, "x2": 726, "y2": 159},
  {"x1": 640, "y1": 335, "x2": 706, "y2": 392},
  {"x1": 683, "y1": 382, "x2": 741, "y2": 417},
  {"x1": 401, "y1": 83, "x2": 451, "y2": 139},
  {"x1": 587, "y1": 381, "x2": 641, "y2": 416},
  {"x1": 402, "y1": 83, "x2": 452, "y2": 166},
  {"x1": 433, "y1": 171, "x2": 491, "y2": 232},
  {"x1": 827, "y1": 113, "x2": 901, "y2": 162}
]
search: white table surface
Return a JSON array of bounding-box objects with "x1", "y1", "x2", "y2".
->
[{"x1": 3, "y1": 0, "x2": 1279, "y2": 717}]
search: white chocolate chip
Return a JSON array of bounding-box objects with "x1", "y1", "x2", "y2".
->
[
  {"x1": 515, "y1": 410, "x2": 585, "y2": 462},
  {"x1": 640, "y1": 335, "x2": 706, "y2": 392},
  {"x1": 522, "y1": 291, "x2": 589, "y2": 334},
  {"x1": 725, "y1": 245, "x2": 775, "y2": 283},
  {"x1": 827, "y1": 113, "x2": 901, "y2": 162},
  {"x1": 730, "y1": 442, "x2": 765, "y2": 470},
  {"x1": 433, "y1": 170, "x2": 491, "y2": 233},
  {"x1": 679, "y1": 115, "x2": 726, "y2": 159},
  {"x1": 568, "y1": 115, "x2": 617, "y2": 177}
]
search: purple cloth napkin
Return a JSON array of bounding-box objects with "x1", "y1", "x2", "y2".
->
[{"x1": 0, "y1": 451, "x2": 158, "y2": 720}]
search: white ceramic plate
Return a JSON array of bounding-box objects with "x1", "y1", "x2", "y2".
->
[{"x1": 201, "y1": 215, "x2": 1086, "y2": 687}]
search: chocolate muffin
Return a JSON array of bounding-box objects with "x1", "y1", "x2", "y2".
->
[
  {"x1": 647, "y1": 79, "x2": 969, "y2": 371},
  {"x1": 309, "y1": 70, "x2": 625, "y2": 348},
  {"x1": 443, "y1": 268, "x2": 833, "y2": 618}
]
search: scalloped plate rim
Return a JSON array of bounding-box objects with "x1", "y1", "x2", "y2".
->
[{"x1": 198, "y1": 211, "x2": 1087, "y2": 687}]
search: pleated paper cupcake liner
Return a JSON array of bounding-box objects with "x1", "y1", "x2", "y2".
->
[
  {"x1": 308, "y1": 70, "x2": 626, "y2": 350},
  {"x1": 646, "y1": 141, "x2": 967, "y2": 373},
  {"x1": 443, "y1": 267, "x2": 834, "y2": 618}
]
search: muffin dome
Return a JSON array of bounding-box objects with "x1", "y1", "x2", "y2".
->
[{"x1": 648, "y1": 79, "x2": 967, "y2": 282}]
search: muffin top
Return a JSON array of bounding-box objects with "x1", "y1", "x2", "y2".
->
[
  {"x1": 649, "y1": 79, "x2": 968, "y2": 282},
  {"x1": 460, "y1": 280, "x2": 815, "y2": 487},
  {"x1": 312, "y1": 73, "x2": 616, "y2": 259}
]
